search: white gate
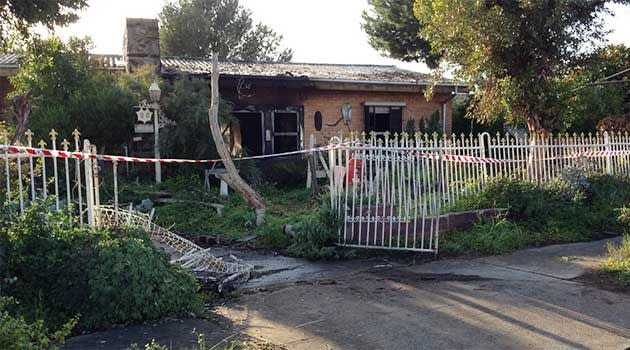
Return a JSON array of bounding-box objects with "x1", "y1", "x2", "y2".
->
[{"x1": 328, "y1": 133, "x2": 444, "y2": 253}]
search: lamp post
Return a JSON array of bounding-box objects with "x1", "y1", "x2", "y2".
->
[{"x1": 149, "y1": 82, "x2": 162, "y2": 183}]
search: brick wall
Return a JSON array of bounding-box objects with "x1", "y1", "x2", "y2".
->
[{"x1": 302, "y1": 89, "x2": 453, "y2": 144}]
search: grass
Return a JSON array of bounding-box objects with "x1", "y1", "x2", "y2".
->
[
  {"x1": 440, "y1": 219, "x2": 535, "y2": 255},
  {"x1": 440, "y1": 175, "x2": 630, "y2": 256},
  {"x1": 102, "y1": 174, "x2": 321, "y2": 248},
  {"x1": 600, "y1": 235, "x2": 630, "y2": 287}
]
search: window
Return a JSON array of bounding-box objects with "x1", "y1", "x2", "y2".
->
[
  {"x1": 364, "y1": 104, "x2": 404, "y2": 135},
  {"x1": 273, "y1": 111, "x2": 300, "y2": 153}
]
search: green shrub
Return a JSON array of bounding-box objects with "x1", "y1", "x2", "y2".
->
[
  {"x1": 618, "y1": 206, "x2": 630, "y2": 232},
  {"x1": 449, "y1": 175, "x2": 630, "y2": 239},
  {"x1": 85, "y1": 230, "x2": 201, "y2": 329},
  {"x1": 440, "y1": 219, "x2": 535, "y2": 255},
  {"x1": 258, "y1": 158, "x2": 308, "y2": 187},
  {"x1": 286, "y1": 200, "x2": 348, "y2": 260},
  {"x1": 0, "y1": 297, "x2": 76, "y2": 350},
  {"x1": 601, "y1": 235, "x2": 630, "y2": 286},
  {"x1": 287, "y1": 217, "x2": 338, "y2": 260},
  {"x1": 1, "y1": 201, "x2": 201, "y2": 332},
  {"x1": 447, "y1": 177, "x2": 552, "y2": 223}
]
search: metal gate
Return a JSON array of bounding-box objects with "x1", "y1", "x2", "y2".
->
[{"x1": 328, "y1": 133, "x2": 443, "y2": 253}]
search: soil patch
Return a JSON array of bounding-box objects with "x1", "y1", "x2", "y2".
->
[{"x1": 575, "y1": 268, "x2": 630, "y2": 295}]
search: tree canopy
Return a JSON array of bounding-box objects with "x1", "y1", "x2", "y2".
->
[
  {"x1": 159, "y1": 0, "x2": 293, "y2": 62},
  {"x1": 8, "y1": 36, "x2": 135, "y2": 149},
  {"x1": 414, "y1": 0, "x2": 630, "y2": 133},
  {"x1": 362, "y1": 0, "x2": 439, "y2": 68},
  {"x1": 560, "y1": 44, "x2": 630, "y2": 132},
  {"x1": 0, "y1": 0, "x2": 87, "y2": 49}
]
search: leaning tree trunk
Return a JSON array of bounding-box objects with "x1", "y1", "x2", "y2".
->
[{"x1": 208, "y1": 53, "x2": 266, "y2": 226}]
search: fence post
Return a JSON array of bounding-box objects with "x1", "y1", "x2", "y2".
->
[
  {"x1": 91, "y1": 144, "x2": 100, "y2": 207},
  {"x1": 479, "y1": 132, "x2": 489, "y2": 184},
  {"x1": 83, "y1": 140, "x2": 95, "y2": 228},
  {"x1": 306, "y1": 134, "x2": 319, "y2": 192},
  {"x1": 2, "y1": 127, "x2": 10, "y2": 202},
  {"x1": 604, "y1": 131, "x2": 612, "y2": 175}
]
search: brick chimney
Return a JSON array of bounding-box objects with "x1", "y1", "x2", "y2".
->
[{"x1": 124, "y1": 18, "x2": 161, "y2": 73}]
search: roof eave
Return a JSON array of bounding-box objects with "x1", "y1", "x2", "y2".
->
[{"x1": 309, "y1": 77, "x2": 464, "y2": 87}]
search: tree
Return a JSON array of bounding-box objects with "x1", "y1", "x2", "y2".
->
[
  {"x1": 8, "y1": 36, "x2": 135, "y2": 149},
  {"x1": 362, "y1": 0, "x2": 439, "y2": 68},
  {"x1": 159, "y1": 0, "x2": 293, "y2": 62},
  {"x1": 561, "y1": 44, "x2": 630, "y2": 132},
  {"x1": 414, "y1": 0, "x2": 630, "y2": 134},
  {"x1": 0, "y1": 0, "x2": 87, "y2": 49}
]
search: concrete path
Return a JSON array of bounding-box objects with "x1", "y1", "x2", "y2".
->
[
  {"x1": 64, "y1": 238, "x2": 630, "y2": 350},
  {"x1": 217, "y1": 237, "x2": 630, "y2": 350}
]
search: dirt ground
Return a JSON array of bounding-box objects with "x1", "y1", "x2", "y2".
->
[{"x1": 64, "y1": 238, "x2": 630, "y2": 350}]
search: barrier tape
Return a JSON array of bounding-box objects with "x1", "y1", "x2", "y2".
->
[
  {"x1": 0, "y1": 142, "x2": 354, "y2": 164},
  {"x1": 2, "y1": 144, "x2": 629, "y2": 165}
]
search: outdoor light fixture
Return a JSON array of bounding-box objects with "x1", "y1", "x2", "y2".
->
[{"x1": 149, "y1": 82, "x2": 161, "y2": 103}]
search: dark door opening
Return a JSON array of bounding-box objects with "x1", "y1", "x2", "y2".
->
[{"x1": 234, "y1": 112, "x2": 263, "y2": 156}]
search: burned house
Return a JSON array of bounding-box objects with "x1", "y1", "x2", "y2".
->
[
  {"x1": 1, "y1": 18, "x2": 465, "y2": 156},
  {"x1": 124, "y1": 18, "x2": 465, "y2": 156}
]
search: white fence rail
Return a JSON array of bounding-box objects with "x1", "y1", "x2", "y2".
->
[
  {"x1": 1, "y1": 128, "x2": 252, "y2": 284},
  {"x1": 328, "y1": 131, "x2": 630, "y2": 252},
  {"x1": 1, "y1": 128, "x2": 99, "y2": 225}
]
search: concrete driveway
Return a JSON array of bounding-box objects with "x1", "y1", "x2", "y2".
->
[
  {"x1": 64, "y1": 237, "x2": 630, "y2": 350},
  {"x1": 217, "y1": 237, "x2": 630, "y2": 350}
]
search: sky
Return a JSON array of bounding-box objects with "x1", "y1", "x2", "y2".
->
[{"x1": 45, "y1": 0, "x2": 630, "y2": 74}]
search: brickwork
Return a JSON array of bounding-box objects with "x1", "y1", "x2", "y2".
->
[{"x1": 302, "y1": 89, "x2": 453, "y2": 144}]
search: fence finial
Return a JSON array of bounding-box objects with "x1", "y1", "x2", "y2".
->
[
  {"x1": 72, "y1": 129, "x2": 81, "y2": 140},
  {"x1": 38, "y1": 140, "x2": 46, "y2": 148},
  {"x1": 25, "y1": 129, "x2": 34, "y2": 145},
  {"x1": 61, "y1": 139, "x2": 70, "y2": 151},
  {"x1": 49, "y1": 129, "x2": 58, "y2": 140}
]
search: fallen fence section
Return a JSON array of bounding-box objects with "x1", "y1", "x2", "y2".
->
[{"x1": 95, "y1": 205, "x2": 253, "y2": 291}]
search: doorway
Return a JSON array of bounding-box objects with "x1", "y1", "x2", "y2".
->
[{"x1": 234, "y1": 111, "x2": 263, "y2": 156}]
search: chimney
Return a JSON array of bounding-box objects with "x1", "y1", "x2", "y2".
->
[{"x1": 124, "y1": 18, "x2": 161, "y2": 73}]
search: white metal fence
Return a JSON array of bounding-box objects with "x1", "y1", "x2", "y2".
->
[
  {"x1": 1, "y1": 128, "x2": 252, "y2": 283},
  {"x1": 1, "y1": 128, "x2": 100, "y2": 225},
  {"x1": 328, "y1": 131, "x2": 630, "y2": 252}
]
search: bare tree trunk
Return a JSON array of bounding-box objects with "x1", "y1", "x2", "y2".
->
[
  {"x1": 208, "y1": 53, "x2": 266, "y2": 226},
  {"x1": 525, "y1": 111, "x2": 549, "y2": 183},
  {"x1": 10, "y1": 89, "x2": 32, "y2": 144}
]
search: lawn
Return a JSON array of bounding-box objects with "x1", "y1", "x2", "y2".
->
[{"x1": 105, "y1": 174, "x2": 322, "y2": 248}]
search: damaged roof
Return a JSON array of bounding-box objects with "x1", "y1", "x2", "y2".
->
[
  {"x1": 161, "y1": 57, "x2": 455, "y2": 86},
  {"x1": 0, "y1": 53, "x2": 19, "y2": 67}
]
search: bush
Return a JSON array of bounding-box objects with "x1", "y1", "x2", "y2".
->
[
  {"x1": 619, "y1": 206, "x2": 630, "y2": 232},
  {"x1": 0, "y1": 297, "x2": 76, "y2": 350},
  {"x1": 444, "y1": 175, "x2": 630, "y2": 255},
  {"x1": 286, "y1": 200, "x2": 349, "y2": 260},
  {"x1": 258, "y1": 158, "x2": 308, "y2": 187},
  {"x1": 1, "y1": 201, "x2": 201, "y2": 332},
  {"x1": 9, "y1": 36, "x2": 135, "y2": 149},
  {"x1": 601, "y1": 235, "x2": 630, "y2": 286},
  {"x1": 287, "y1": 218, "x2": 338, "y2": 260}
]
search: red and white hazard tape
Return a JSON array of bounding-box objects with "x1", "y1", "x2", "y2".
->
[
  {"x1": 0, "y1": 143, "x2": 349, "y2": 164},
  {"x1": 2, "y1": 143, "x2": 628, "y2": 165}
]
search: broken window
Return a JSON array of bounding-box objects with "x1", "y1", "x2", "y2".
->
[
  {"x1": 273, "y1": 111, "x2": 300, "y2": 153},
  {"x1": 364, "y1": 104, "x2": 403, "y2": 135}
]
